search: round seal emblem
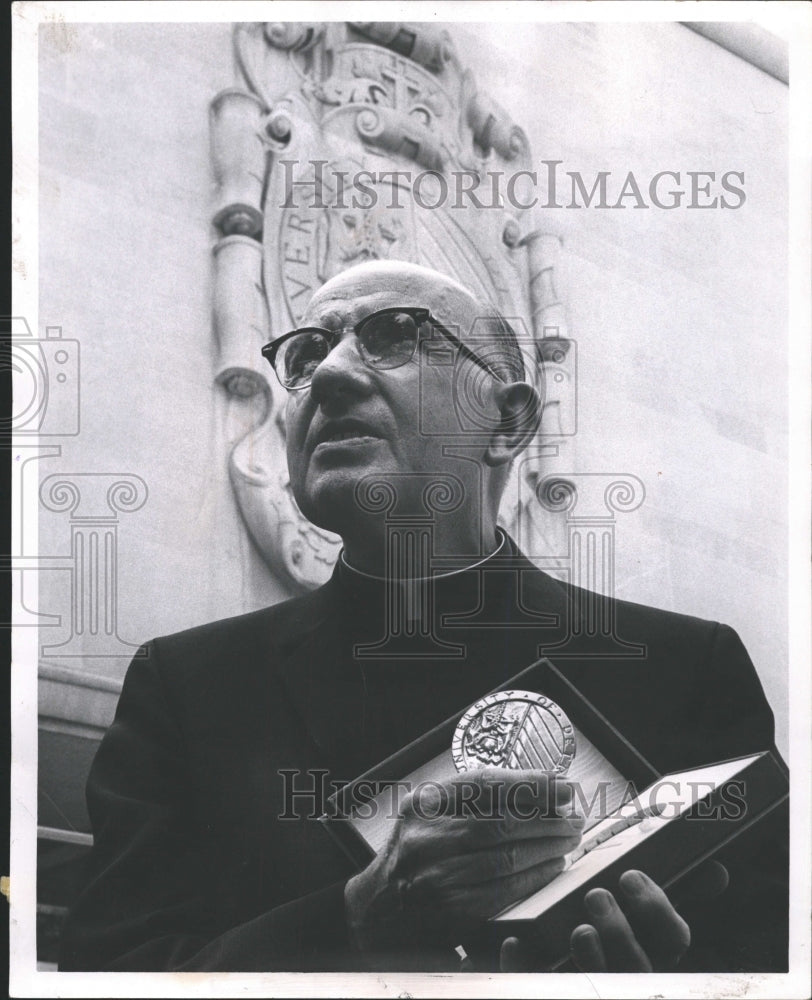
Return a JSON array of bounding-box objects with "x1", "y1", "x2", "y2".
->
[{"x1": 451, "y1": 690, "x2": 576, "y2": 775}]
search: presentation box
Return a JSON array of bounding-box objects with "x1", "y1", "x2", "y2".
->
[{"x1": 320, "y1": 657, "x2": 789, "y2": 968}]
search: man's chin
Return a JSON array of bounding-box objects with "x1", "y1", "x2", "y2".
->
[{"x1": 297, "y1": 466, "x2": 386, "y2": 534}]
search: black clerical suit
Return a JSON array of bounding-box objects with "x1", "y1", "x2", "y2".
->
[{"x1": 58, "y1": 533, "x2": 788, "y2": 972}]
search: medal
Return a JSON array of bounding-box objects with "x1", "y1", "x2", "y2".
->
[{"x1": 452, "y1": 690, "x2": 576, "y2": 774}]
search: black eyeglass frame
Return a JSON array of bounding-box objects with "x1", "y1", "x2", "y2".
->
[{"x1": 261, "y1": 306, "x2": 506, "y2": 390}]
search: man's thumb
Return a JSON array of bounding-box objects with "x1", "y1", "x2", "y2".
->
[{"x1": 500, "y1": 935, "x2": 529, "y2": 972}]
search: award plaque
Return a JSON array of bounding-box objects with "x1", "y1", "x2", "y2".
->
[
  {"x1": 321, "y1": 658, "x2": 662, "y2": 864},
  {"x1": 320, "y1": 657, "x2": 789, "y2": 969}
]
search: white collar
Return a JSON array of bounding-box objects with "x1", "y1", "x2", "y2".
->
[{"x1": 339, "y1": 528, "x2": 508, "y2": 584}]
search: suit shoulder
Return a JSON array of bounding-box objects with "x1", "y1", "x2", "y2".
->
[
  {"x1": 611, "y1": 592, "x2": 720, "y2": 637},
  {"x1": 540, "y1": 568, "x2": 719, "y2": 632},
  {"x1": 553, "y1": 575, "x2": 726, "y2": 653},
  {"x1": 148, "y1": 584, "x2": 333, "y2": 669}
]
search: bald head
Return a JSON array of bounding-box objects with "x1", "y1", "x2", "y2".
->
[
  {"x1": 307, "y1": 260, "x2": 477, "y2": 322},
  {"x1": 303, "y1": 261, "x2": 525, "y2": 382}
]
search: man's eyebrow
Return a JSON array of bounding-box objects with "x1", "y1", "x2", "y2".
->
[
  {"x1": 304, "y1": 302, "x2": 372, "y2": 330},
  {"x1": 301, "y1": 308, "x2": 346, "y2": 330}
]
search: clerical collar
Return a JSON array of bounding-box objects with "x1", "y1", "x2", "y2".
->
[{"x1": 339, "y1": 528, "x2": 508, "y2": 584}]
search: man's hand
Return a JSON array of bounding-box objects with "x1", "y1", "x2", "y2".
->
[
  {"x1": 569, "y1": 871, "x2": 691, "y2": 971},
  {"x1": 344, "y1": 768, "x2": 584, "y2": 964},
  {"x1": 500, "y1": 869, "x2": 693, "y2": 973}
]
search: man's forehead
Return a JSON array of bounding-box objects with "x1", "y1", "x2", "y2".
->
[{"x1": 301, "y1": 264, "x2": 479, "y2": 328}]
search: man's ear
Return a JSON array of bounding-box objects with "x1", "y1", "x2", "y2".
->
[{"x1": 483, "y1": 381, "x2": 542, "y2": 467}]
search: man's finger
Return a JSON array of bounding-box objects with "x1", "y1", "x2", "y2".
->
[
  {"x1": 617, "y1": 870, "x2": 691, "y2": 967},
  {"x1": 408, "y1": 833, "x2": 581, "y2": 887},
  {"x1": 410, "y1": 768, "x2": 578, "y2": 820},
  {"x1": 411, "y1": 855, "x2": 568, "y2": 934},
  {"x1": 466, "y1": 855, "x2": 569, "y2": 924},
  {"x1": 451, "y1": 808, "x2": 582, "y2": 843},
  {"x1": 570, "y1": 923, "x2": 607, "y2": 972},
  {"x1": 397, "y1": 810, "x2": 583, "y2": 867},
  {"x1": 582, "y1": 888, "x2": 653, "y2": 972},
  {"x1": 500, "y1": 935, "x2": 533, "y2": 972}
]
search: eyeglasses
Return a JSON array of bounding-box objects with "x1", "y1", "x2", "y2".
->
[{"x1": 261, "y1": 306, "x2": 505, "y2": 391}]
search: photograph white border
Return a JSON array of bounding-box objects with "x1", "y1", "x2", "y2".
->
[{"x1": 10, "y1": 1, "x2": 811, "y2": 997}]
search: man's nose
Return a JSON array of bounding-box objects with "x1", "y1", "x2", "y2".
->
[{"x1": 308, "y1": 333, "x2": 373, "y2": 404}]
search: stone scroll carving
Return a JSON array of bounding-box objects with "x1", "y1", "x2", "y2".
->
[{"x1": 209, "y1": 21, "x2": 578, "y2": 592}]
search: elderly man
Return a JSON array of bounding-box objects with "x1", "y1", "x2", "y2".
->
[{"x1": 59, "y1": 261, "x2": 785, "y2": 974}]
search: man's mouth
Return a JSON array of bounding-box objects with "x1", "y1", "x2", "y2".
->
[
  {"x1": 322, "y1": 431, "x2": 377, "y2": 443},
  {"x1": 313, "y1": 420, "x2": 382, "y2": 448}
]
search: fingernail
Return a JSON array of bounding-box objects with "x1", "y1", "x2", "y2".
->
[
  {"x1": 585, "y1": 889, "x2": 613, "y2": 917},
  {"x1": 554, "y1": 780, "x2": 574, "y2": 801},
  {"x1": 620, "y1": 870, "x2": 647, "y2": 896}
]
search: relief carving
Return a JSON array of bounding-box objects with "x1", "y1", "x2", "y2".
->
[{"x1": 209, "y1": 21, "x2": 577, "y2": 591}]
